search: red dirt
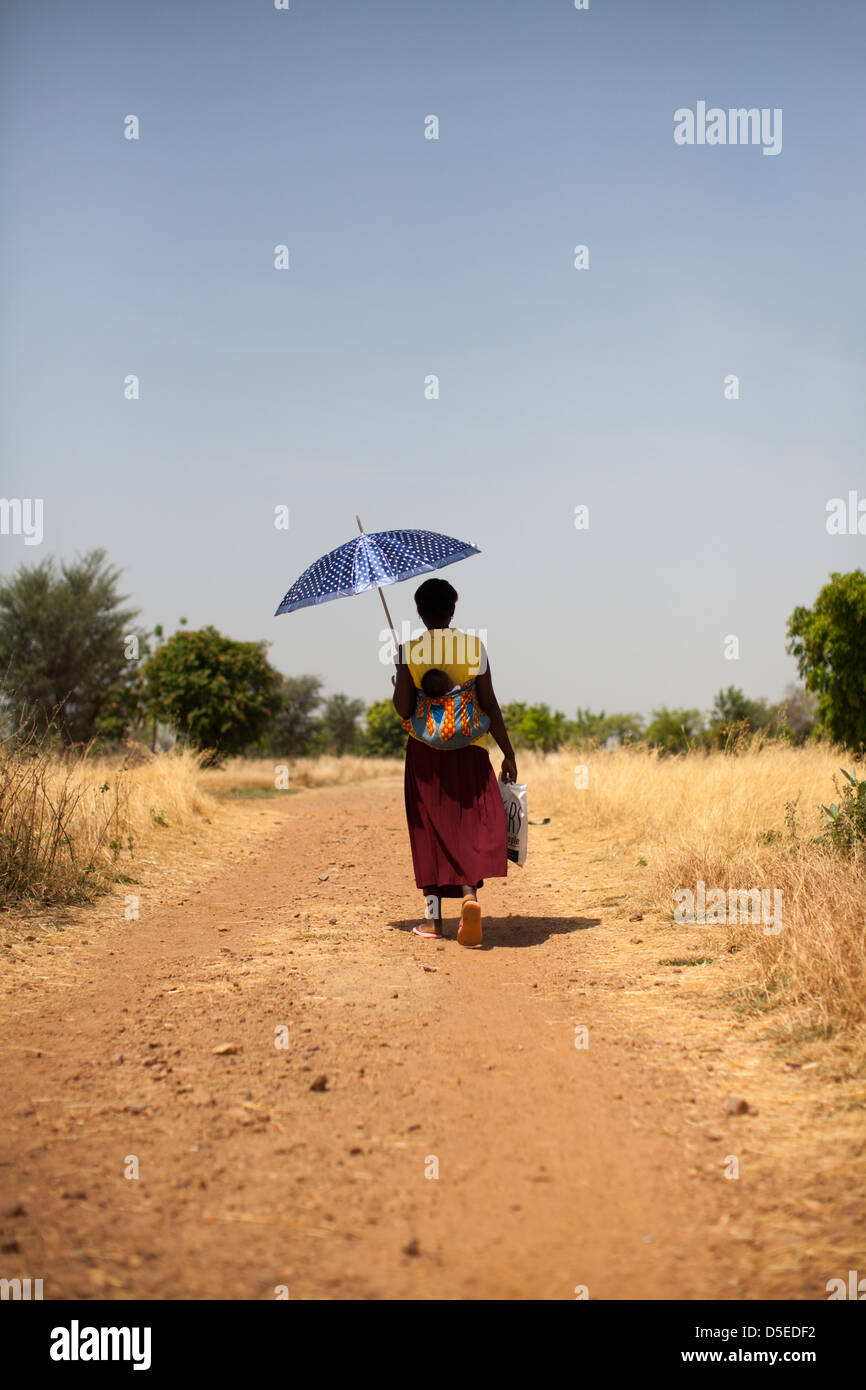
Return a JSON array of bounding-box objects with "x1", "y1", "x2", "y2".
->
[{"x1": 0, "y1": 777, "x2": 860, "y2": 1299}]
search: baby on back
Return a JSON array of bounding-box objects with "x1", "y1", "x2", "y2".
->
[
  {"x1": 404, "y1": 663, "x2": 490, "y2": 749},
  {"x1": 420, "y1": 668, "x2": 455, "y2": 698}
]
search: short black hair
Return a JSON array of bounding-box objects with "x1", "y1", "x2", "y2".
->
[
  {"x1": 415, "y1": 577, "x2": 457, "y2": 625},
  {"x1": 421, "y1": 668, "x2": 452, "y2": 697}
]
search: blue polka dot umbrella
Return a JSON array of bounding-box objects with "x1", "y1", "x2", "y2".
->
[{"x1": 274, "y1": 517, "x2": 480, "y2": 637}]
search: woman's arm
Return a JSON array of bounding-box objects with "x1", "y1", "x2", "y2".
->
[
  {"x1": 475, "y1": 661, "x2": 517, "y2": 783},
  {"x1": 392, "y1": 645, "x2": 416, "y2": 719}
]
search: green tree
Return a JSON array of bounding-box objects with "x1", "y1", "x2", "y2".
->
[
  {"x1": 601, "y1": 712, "x2": 644, "y2": 744},
  {"x1": 572, "y1": 707, "x2": 644, "y2": 744},
  {"x1": 0, "y1": 549, "x2": 145, "y2": 744},
  {"x1": 500, "y1": 701, "x2": 567, "y2": 752},
  {"x1": 501, "y1": 701, "x2": 530, "y2": 747},
  {"x1": 787, "y1": 571, "x2": 866, "y2": 750},
  {"x1": 645, "y1": 706, "x2": 703, "y2": 753},
  {"x1": 261, "y1": 675, "x2": 323, "y2": 757},
  {"x1": 319, "y1": 693, "x2": 365, "y2": 756},
  {"x1": 521, "y1": 703, "x2": 569, "y2": 752},
  {"x1": 362, "y1": 697, "x2": 407, "y2": 757},
  {"x1": 572, "y1": 707, "x2": 608, "y2": 743},
  {"x1": 92, "y1": 680, "x2": 148, "y2": 745},
  {"x1": 143, "y1": 625, "x2": 283, "y2": 764},
  {"x1": 706, "y1": 686, "x2": 778, "y2": 747}
]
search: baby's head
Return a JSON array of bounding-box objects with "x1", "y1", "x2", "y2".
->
[{"x1": 421, "y1": 668, "x2": 452, "y2": 698}]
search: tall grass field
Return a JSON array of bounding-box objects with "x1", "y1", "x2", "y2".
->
[{"x1": 525, "y1": 741, "x2": 866, "y2": 1048}]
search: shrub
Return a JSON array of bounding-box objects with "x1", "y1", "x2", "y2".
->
[{"x1": 821, "y1": 768, "x2": 866, "y2": 854}]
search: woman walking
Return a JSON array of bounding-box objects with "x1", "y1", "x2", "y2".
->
[{"x1": 393, "y1": 577, "x2": 517, "y2": 946}]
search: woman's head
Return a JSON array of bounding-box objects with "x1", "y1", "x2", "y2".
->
[{"x1": 414, "y1": 577, "x2": 457, "y2": 629}]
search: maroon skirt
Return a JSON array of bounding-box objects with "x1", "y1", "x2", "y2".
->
[{"x1": 403, "y1": 737, "x2": 508, "y2": 896}]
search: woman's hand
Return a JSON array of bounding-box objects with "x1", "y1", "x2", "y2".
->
[{"x1": 500, "y1": 755, "x2": 518, "y2": 784}]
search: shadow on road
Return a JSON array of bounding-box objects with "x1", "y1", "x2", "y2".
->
[{"x1": 388, "y1": 915, "x2": 602, "y2": 947}]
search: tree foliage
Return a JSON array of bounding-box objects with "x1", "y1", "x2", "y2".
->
[
  {"x1": 705, "y1": 686, "x2": 779, "y2": 747},
  {"x1": 573, "y1": 707, "x2": 644, "y2": 745},
  {"x1": 362, "y1": 697, "x2": 407, "y2": 757},
  {"x1": 501, "y1": 701, "x2": 570, "y2": 752},
  {"x1": 319, "y1": 693, "x2": 366, "y2": 757},
  {"x1": 261, "y1": 675, "x2": 323, "y2": 757},
  {"x1": 0, "y1": 549, "x2": 144, "y2": 744},
  {"x1": 787, "y1": 570, "x2": 866, "y2": 750},
  {"x1": 143, "y1": 625, "x2": 282, "y2": 764},
  {"x1": 644, "y1": 706, "x2": 703, "y2": 753}
]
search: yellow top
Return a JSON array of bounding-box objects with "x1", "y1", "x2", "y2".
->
[
  {"x1": 405, "y1": 628, "x2": 488, "y2": 748},
  {"x1": 406, "y1": 628, "x2": 485, "y2": 686}
]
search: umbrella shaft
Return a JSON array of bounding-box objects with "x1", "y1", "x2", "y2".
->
[
  {"x1": 357, "y1": 515, "x2": 398, "y2": 645},
  {"x1": 376, "y1": 583, "x2": 396, "y2": 638}
]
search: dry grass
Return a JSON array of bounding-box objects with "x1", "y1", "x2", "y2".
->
[
  {"x1": 0, "y1": 741, "x2": 403, "y2": 907},
  {"x1": 520, "y1": 740, "x2": 866, "y2": 1049},
  {"x1": 202, "y1": 753, "x2": 403, "y2": 794},
  {"x1": 0, "y1": 740, "x2": 217, "y2": 905}
]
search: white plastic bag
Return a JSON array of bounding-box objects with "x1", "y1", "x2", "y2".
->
[{"x1": 499, "y1": 780, "x2": 528, "y2": 866}]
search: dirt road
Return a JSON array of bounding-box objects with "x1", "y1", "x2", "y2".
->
[{"x1": 1, "y1": 777, "x2": 860, "y2": 1300}]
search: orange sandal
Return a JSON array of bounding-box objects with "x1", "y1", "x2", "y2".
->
[{"x1": 457, "y1": 896, "x2": 482, "y2": 948}]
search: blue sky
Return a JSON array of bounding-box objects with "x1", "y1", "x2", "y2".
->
[{"x1": 2, "y1": 0, "x2": 864, "y2": 717}]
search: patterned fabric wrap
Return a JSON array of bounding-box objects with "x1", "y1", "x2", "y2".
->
[{"x1": 402, "y1": 679, "x2": 491, "y2": 750}]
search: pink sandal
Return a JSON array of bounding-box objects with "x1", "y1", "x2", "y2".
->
[{"x1": 412, "y1": 925, "x2": 442, "y2": 939}]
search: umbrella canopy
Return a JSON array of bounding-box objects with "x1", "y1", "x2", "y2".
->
[{"x1": 275, "y1": 527, "x2": 480, "y2": 617}]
